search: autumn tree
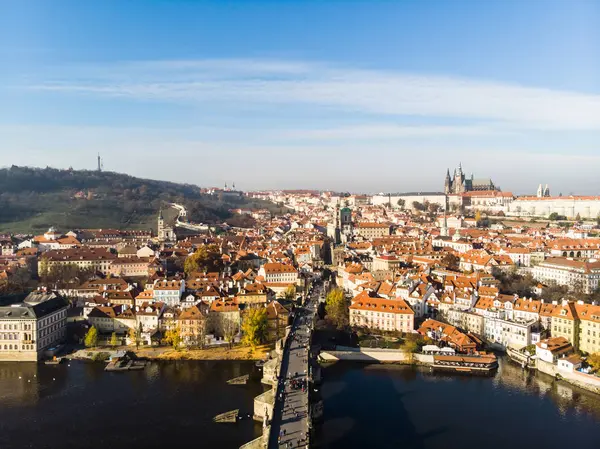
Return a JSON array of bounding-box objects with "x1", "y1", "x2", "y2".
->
[
  {"x1": 588, "y1": 353, "x2": 600, "y2": 372},
  {"x1": 85, "y1": 326, "x2": 98, "y2": 348},
  {"x1": 475, "y1": 210, "x2": 482, "y2": 224},
  {"x1": 325, "y1": 288, "x2": 349, "y2": 330},
  {"x1": 284, "y1": 284, "x2": 296, "y2": 301},
  {"x1": 38, "y1": 256, "x2": 50, "y2": 281},
  {"x1": 110, "y1": 332, "x2": 119, "y2": 347},
  {"x1": 184, "y1": 244, "x2": 221, "y2": 276},
  {"x1": 242, "y1": 307, "x2": 268, "y2": 349},
  {"x1": 164, "y1": 326, "x2": 182, "y2": 349},
  {"x1": 128, "y1": 324, "x2": 142, "y2": 349}
]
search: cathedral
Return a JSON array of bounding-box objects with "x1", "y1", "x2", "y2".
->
[{"x1": 444, "y1": 163, "x2": 498, "y2": 194}]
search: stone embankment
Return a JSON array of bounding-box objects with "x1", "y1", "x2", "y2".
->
[{"x1": 536, "y1": 359, "x2": 600, "y2": 395}]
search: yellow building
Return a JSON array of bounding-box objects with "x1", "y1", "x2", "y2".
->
[
  {"x1": 575, "y1": 303, "x2": 600, "y2": 355},
  {"x1": 551, "y1": 302, "x2": 579, "y2": 349}
]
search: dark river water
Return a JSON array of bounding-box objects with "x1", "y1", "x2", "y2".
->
[
  {"x1": 0, "y1": 360, "x2": 265, "y2": 449},
  {"x1": 314, "y1": 358, "x2": 600, "y2": 449},
  {"x1": 1, "y1": 358, "x2": 599, "y2": 449}
]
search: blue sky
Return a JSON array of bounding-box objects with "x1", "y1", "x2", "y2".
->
[{"x1": 1, "y1": 0, "x2": 599, "y2": 194}]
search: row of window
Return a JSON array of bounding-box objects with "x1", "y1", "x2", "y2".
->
[
  {"x1": 0, "y1": 333, "x2": 20, "y2": 340},
  {"x1": 0, "y1": 344, "x2": 34, "y2": 351}
]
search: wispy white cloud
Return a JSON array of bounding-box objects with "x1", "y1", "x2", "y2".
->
[
  {"x1": 28, "y1": 58, "x2": 600, "y2": 131},
  {"x1": 278, "y1": 124, "x2": 501, "y2": 140}
]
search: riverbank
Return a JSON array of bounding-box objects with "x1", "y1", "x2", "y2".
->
[
  {"x1": 146, "y1": 344, "x2": 272, "y2": 361},
  {"x1": 67, "y1": 344, "x2": 273, "y2": 362},
  {"x1": 319, "y1": 347, "x2": 498, "y2": 374}
]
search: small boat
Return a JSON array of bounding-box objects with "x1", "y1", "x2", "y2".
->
[{"x1": 45, "y1": 357, "x2": 63, "y2": 365}]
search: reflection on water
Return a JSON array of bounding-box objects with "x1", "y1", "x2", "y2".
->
[
  {"x1": 0, "y1": 360, "x2": 265, "y2": 449},
  {"x1": 316, "y1": 357, "x2": 600, "y2": 449},
  {"x1": 0, "y1": 362, "x2": 70, "y2": 406}
]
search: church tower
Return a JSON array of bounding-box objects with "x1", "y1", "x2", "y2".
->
[
  {"x1": 157, "y1": 209, "x2": 175, "y2": 242},
  {"x1": 440, "y1": 195, "x2": 449, "y2": 237},
  {"x1": 157, "y1": 209, "x2": 165, "y2": 236},
  {"x1": 444, "y1": 169, "x2": 452, "y2": 194},
  {"x1": 544, "y1": 184, "x2": 550, "y2": 197}
]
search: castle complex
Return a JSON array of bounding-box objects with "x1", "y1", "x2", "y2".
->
[{"x1": 444, "y1": 163, "x2": 498, "y2": 194}]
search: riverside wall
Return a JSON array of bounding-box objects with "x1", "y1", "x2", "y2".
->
[
  {"x1": 319, "y1": 347, "x2": 432, "y2": 364},
  {"x1": 537, "y1": 359, "x2": 600, "y2": 395}
]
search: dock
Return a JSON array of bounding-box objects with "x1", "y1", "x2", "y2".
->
[
  {"x1": 105, "y1": 358, "x2": 147, "y2": 372},
  {"x1": 227, "y1": 374, "x2": 250, "y2": 385},
  {"x1": 213, "y1": 409, "x2": 239, "y2": 423}
]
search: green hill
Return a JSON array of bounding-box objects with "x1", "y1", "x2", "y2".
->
[{"x1": 0, "y1": 166, "x2": 277, "y2": 233}]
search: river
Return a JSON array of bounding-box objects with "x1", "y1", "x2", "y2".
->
[
  {"x1": 314, "y1": 357, "x2": 600, "y2": 449},
  {"x1": 0, "y1": 360, "x2": 265, "y2": 449},
  {"x1": 1, "y1": 358, "x2": 599, "y2": 449}
]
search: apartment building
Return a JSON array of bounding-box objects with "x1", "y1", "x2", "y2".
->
[
  {"x1": 532, "y1": 257, "x2": 600, "y2": 294},
  {"x1": 576, "y1": 303, "x2": 600, "y2": 355},
  {"x1": 551, "y1": 301, "x2": 579, "y2": 348},
  {"x1": 153, "y1": 279, "x2": 185, "y2": 307},
  {"x1": 40, "y1": 248, "x2": 118, "y2": 276},
  {"x1": 355, "y1": 222, "x2": 390, "y2": 240},
  {"x1": 0, "y1": 290, "x2": 68, "y2": 361},
  {"x1": 258, "y1": 263, "x2": 298, "y2": 284},
  {"x1": 349, "y1": 297, "x2": 415, "y2": 333}
]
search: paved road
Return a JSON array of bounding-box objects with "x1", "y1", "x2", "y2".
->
[{"x1": 269, "y1": 285, "x2": 320, "y2": 449}]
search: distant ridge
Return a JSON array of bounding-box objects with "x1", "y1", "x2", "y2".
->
[{"x1": 0, "y1": 166, "x2": 276, "y2": 233}]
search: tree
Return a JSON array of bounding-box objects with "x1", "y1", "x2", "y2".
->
[
  {"x1": 38, "y1": 256, "x2": 49, "y2": 281},
  {"x1": 475, "y1": 210, "x2": 482, "y2": 224},
  {"x1": 189, "y1": 317, "x2": 207, "y2": 349},
  {"x1": 427, "y1": 202, "x2": 439, "y2": 214},
  {"x1": 548, "y1": 212, "x2": 566, "y2": 221},
  {"x1": 184, "y1": 244, "x2": 221, "y2": 276},
  {"x1": 223, "y1": 315, "x2": 239, "y2": 349},
  {"x1": 441, "y1": 253, "x2": 460, "y2": 271},
  {"x1": 128, "y1": 327, "x2": 136, "y2": 347},
  {"x1": 85, "y1": 326, "x2": 98, "y2": 348},
  {"x1": 110, "y1": 332, "x2": 119, "y2": 347},
  {"x1": 588, "y1": 353, "x2": 600, "y2": 373},
  {"x1": 397, "y1": 199, "x2": 405, "y2": 209},
  {"x1": 284, "y1": 284, "x2": 296, "y2": 301},
  {"x1": 325, "y1": 288, "x2": 349, "y2": 330},
  {"x1": 164, "y1": 326, "x2": 182, "y2": 349},
  {"x1": 128, "y1": 324, "x2": 142, "y2": 349},
  {"x1": 242, "y1": 307, "x2": 268, "y2": 349},
  {"x1": 402, "y1": 335, "x2": 428, "y2": 353},
  {"x1": 412, "y1": 201, "x2": 426, "y2": 212}
]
